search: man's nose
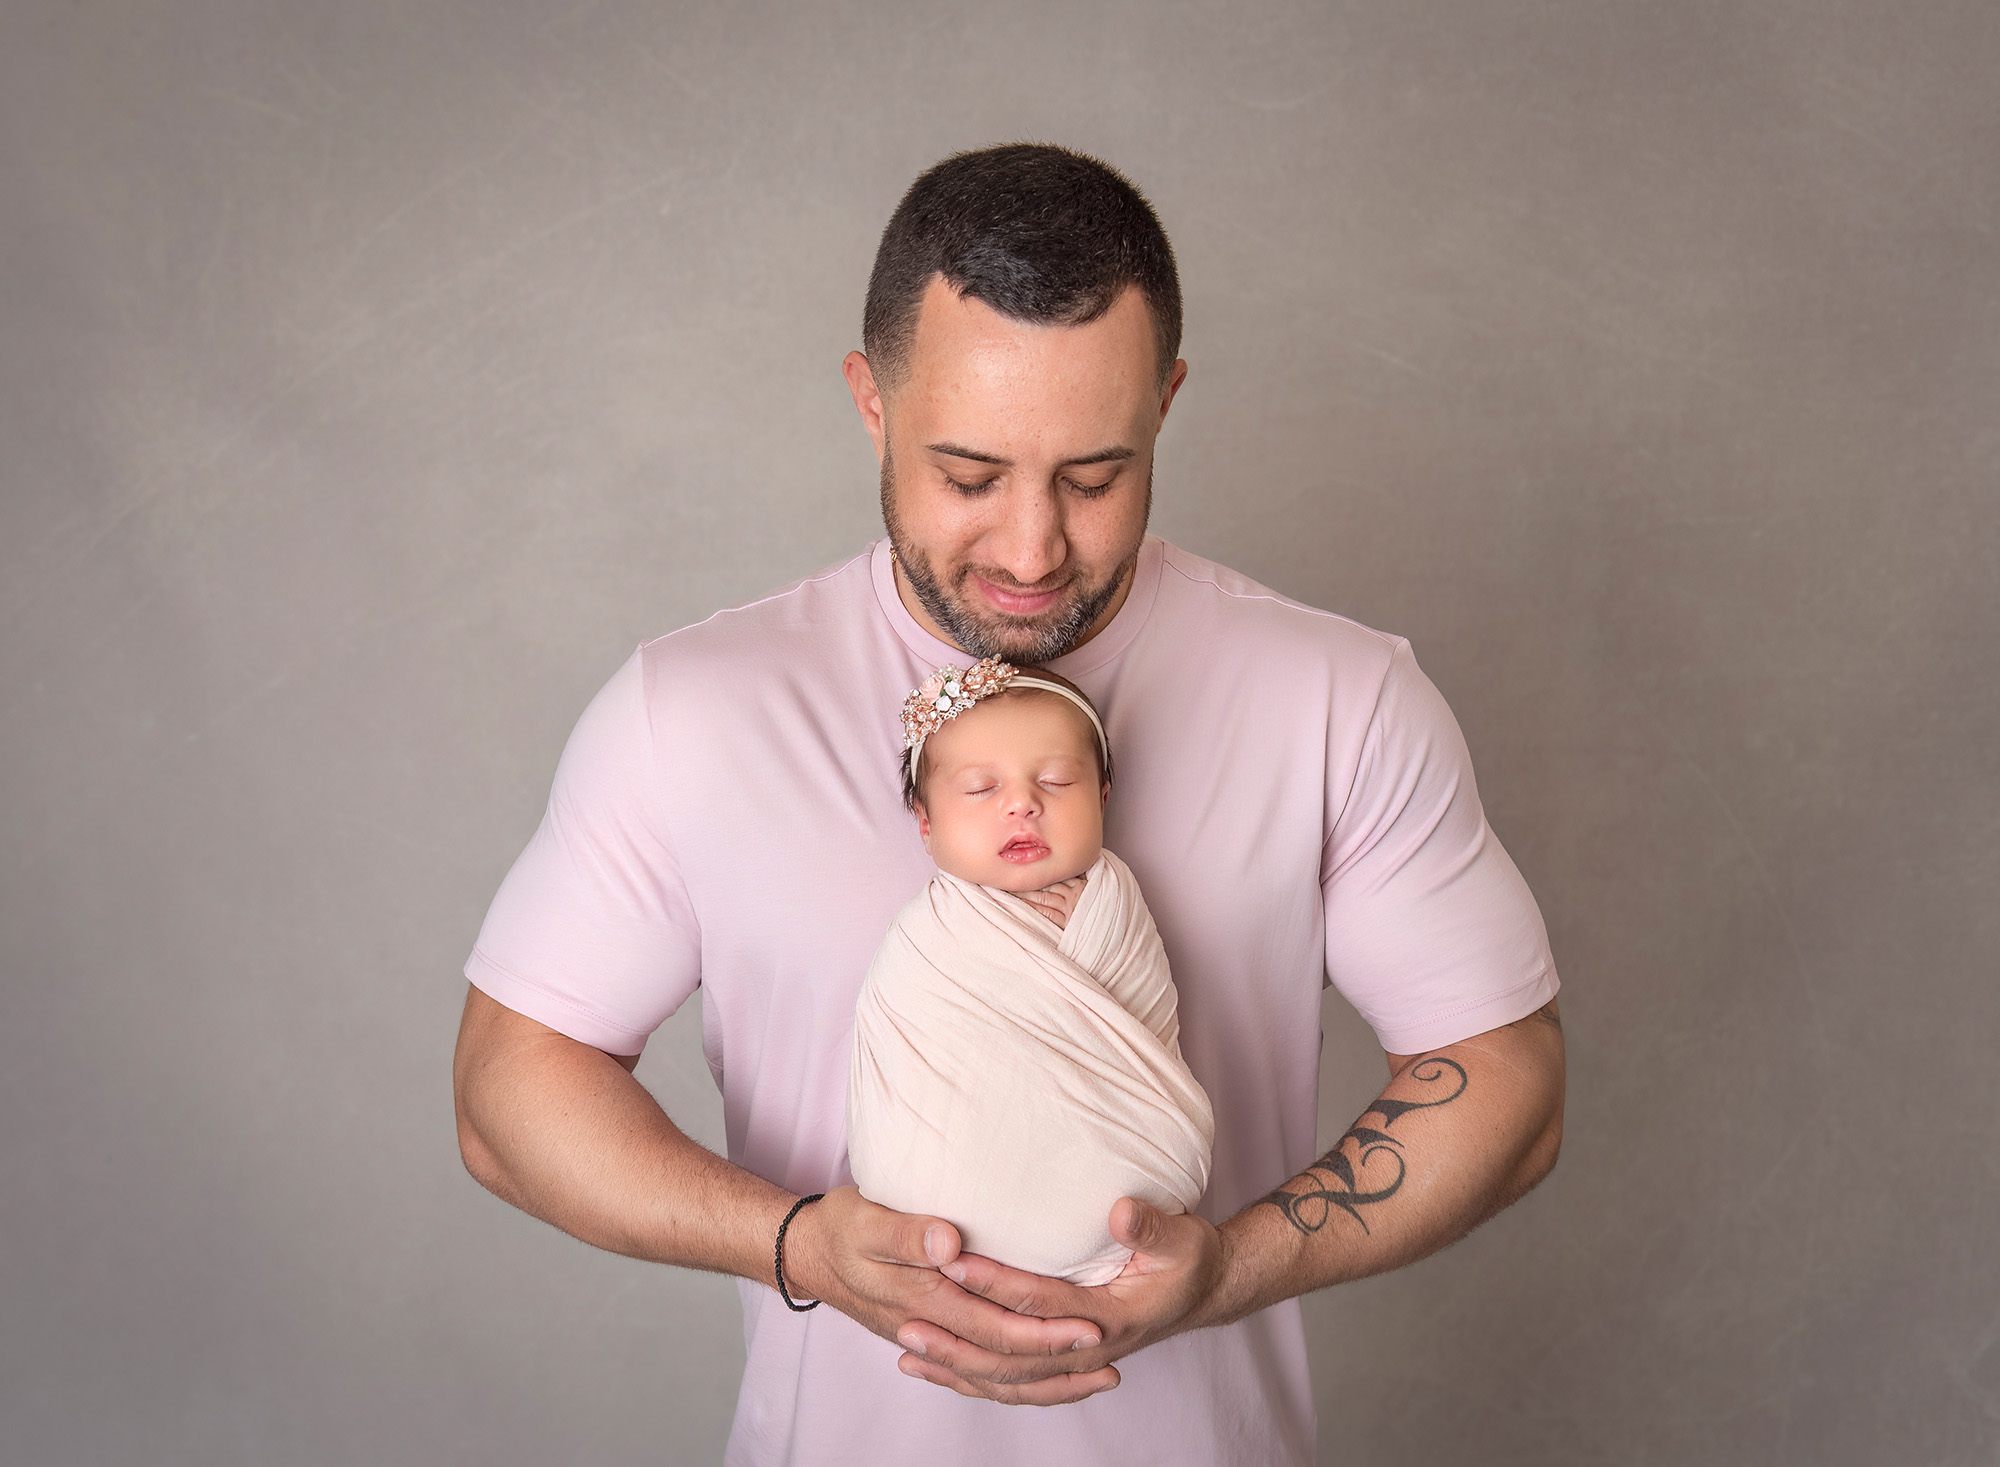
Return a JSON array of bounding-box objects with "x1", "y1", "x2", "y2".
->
[{"x1": 987, "y1": 485, "x2": 1066, "y2": 587}]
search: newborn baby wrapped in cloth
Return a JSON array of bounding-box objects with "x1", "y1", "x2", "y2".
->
[{"x1": 848, "y1": 848, "x2": 1214, "y2": 1285}]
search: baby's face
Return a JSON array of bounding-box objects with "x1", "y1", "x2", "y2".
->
[{"x1": 915, "y1": 691, "x2": 1107, "y2": 892}]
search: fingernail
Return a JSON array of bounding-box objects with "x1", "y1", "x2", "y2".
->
[
  {"x1": 923, "y1": 1225, "x2": 950, "y2": 1265},
  {"x1": 898, "y1": 1332, "x2": 927, "y2": 1357},
  {"x1": 941, "y1": 1261, "x2": 966, "y2": 1284},
  {"x1": 1070, "y1": 1334, "x2": 1100, "y2": 1351}
]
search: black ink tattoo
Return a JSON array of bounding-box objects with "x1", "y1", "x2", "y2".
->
[{"x1": 1256, "y1": 1057, "x2": 1469, "y2": 1236}]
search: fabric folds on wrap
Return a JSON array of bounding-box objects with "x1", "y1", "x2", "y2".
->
[{"x1": 847, "y1": 850, "x2": 1214, "y2": 1285}]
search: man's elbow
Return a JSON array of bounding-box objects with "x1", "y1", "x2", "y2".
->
[
  {"x1": 1513, "y1": 1016, "x2": 1566, "y2": 1193},
  {"x1": 1525, "y1": 1110, "x2": 1563, "y2": 1188},
  {"x1": 452, "y1": 1053, "x2": 515, "y2": 1200},
  {"x1": 1511, "y1": 1095, "x2": 1564, "y2": 1198},
  {"x1": 453, "y1": 988, "x2": 511, "y2": 1195},
  {"x1": 456, "y1": 1105, "x2": 499, "y2": 1189}
]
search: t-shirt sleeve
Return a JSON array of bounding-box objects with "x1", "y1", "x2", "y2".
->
[
  {"x1": 1321, "y1": 639, "x2": 1558, "y2": 1055},
  {"x1": 464, "y1": 648, "x2": 701, "y2": 1056}
]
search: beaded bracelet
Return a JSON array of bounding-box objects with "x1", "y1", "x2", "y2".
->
[{"x1": 775, "y1": 1193, "x2": 826, "y2": 1312}]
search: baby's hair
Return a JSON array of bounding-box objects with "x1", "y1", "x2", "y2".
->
[{"x1": 901, "y1": 666, "x2": 1113, "y2": 811}]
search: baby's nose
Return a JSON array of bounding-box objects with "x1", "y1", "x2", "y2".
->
[{"x1": 1002, "y1": 784, "x2": 1042, "y2": 815}]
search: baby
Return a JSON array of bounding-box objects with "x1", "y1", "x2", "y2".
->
[{"x1": 846, "y1": 658, "x2": 1214, "y2": 1285}]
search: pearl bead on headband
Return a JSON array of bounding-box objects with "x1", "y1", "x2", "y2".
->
[{"x1": 900, "y1": 657, "x2": 1110, "y2": 776}]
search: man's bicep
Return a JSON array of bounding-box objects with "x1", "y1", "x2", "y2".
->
[
  {"x1": 1323, "y1": 641, "x2": 1560, "y2": 1056},
  {"x1": 465, "y1": 648, "x2": 702, "y2": 1053},
  {"x1": 1381, "y1": 996, "x2": 1562, "y2": 1075},
  {"x1": 456, "y1": 983, "x2": 645, "y2": 1076}
]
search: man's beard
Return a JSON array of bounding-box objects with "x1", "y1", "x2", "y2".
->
[{"x1": 880, "y1": 448, "x2": 1146, "y2": 665}]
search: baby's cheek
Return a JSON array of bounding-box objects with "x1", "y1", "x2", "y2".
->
[{"x1": 926, "y1": 814, "x2": 994, "y2": 885}]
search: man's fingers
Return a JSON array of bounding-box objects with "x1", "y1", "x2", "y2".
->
[
  {"x1": 898, "y1": 1352, "x2": 1120, "y2": 1406},
  {"x1": 895, "y1": 1323, "x2": 1093, "y2": 1386},
  {"x1": 918, "y1": 1220, "x2": 959, "y2": 1267},
  {"x1": 943, "y1": 1250, "x2": 1097, "y2": 1322},
  {"x1": 856, "y1": 1196, "x2": 960, "y2": 1269},
  {"x1": 896, "y1": 1311, "x2": 1100, "y2": 1372},
  {"x1": 905, "y1": 1290, "x2": 1103, "y2": 1359},
  {"x1": 831, "y1": 1196, "x2": 1096, "y2": 1355},
  {"x1": 1108, "y1": 1195, "x2": 1169, "y2": 1253}
]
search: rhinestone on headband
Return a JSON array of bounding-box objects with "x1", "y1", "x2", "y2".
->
[{"x1": 900, "y1": 656, "x2": 1018, "y2": 752}]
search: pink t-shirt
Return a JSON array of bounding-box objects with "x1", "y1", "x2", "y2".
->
[{"x1": 467, "y1": 536, "x2": 1558, "y2": 1466}]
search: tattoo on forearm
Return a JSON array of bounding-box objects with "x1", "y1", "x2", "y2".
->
[{"x1": 1256, "y1": 1057, "x2": 1469, "y2": 1236}]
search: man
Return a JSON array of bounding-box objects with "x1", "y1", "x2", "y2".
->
[{"x1": 453, "y1": 144, "x2": 1564, "y2": 1465}]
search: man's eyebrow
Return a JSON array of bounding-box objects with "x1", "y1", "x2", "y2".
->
[
  {"x1": 926, "y1": 442, "x2": 1010, "y2": 465},
  {"x1": 924, "y1": 442, "x2": 1137, "y2": 467}
]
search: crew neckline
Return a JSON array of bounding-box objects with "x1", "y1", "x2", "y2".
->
[{"x1": 869, "y1": 536, "x2": 1165, "y2": 676}]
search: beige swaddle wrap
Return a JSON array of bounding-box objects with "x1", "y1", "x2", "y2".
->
[{"x1": 847, "y1": 850, "x2": 1214, "y2": 1285}]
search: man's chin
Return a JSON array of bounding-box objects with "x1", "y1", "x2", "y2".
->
[
  {"x1": 948, "y1": 568, "x2": 1130, "y2": 662},
  {"x1": 960, "y1": 619, "x2": 1046, "y2": 661},
  {"x1": 950, "y1": 608, "x2": 1085, "y2": 664},
  {"x1": 893, "y1": 540, "x2": 1119, "y2": 661}
]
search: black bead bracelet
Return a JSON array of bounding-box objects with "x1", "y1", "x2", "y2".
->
[{"x1": 775, "y1": 1193, "x2": 826, "y2": 1312}]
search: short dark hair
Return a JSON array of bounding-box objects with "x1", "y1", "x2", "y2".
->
[
  {"x1": 902, "y1": 667, "x2": 1114, "y2": 812},
  {"x1": 863, "y1": 143, "x2": 1182, "y2": 390}
]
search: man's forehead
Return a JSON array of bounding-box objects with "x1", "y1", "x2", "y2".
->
[
  {"x1": 902, "y1": 277, "x2": 1155, "y2": 390},
  {"x1": 889, "y1": 278, "x2": 1158, "y2": 446}
]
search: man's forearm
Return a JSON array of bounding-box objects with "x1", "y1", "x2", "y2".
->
[
  {"x1": 1196, "y1": 1000, "x2": 1566, "y2": 1328},
  {"x1": 452, "y1": 985, "x2": 790, "y2": 1281},
  {"x1": 454, "y1": 985, "x2": 1115, "y2": 1386},
  {"x1": 884, "y1": 1000, "x2": 1564, "y2": 1404}
]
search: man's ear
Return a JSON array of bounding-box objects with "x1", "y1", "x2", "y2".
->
[
  {"x1": 842, "y1": 350, "x2": 888, "y2": 462},
  {"x1": 1157, "y1": 358, "x2": 1189, "y2": 427}
]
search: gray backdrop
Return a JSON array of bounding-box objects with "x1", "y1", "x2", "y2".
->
[{"x1": 4, "y1": 2, "x2": 1995, "y2": 1463}]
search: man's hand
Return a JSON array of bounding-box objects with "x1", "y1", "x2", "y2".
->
[
  {"x1": 891, "y1": 1197, "x2": 1226, "y2": 1405},
  {"x1": 783, "y1": 1187, "x2": 1118, "y2": 1401},
  {"x1": 458, "y1": 990, "x2": 1122, "y2": 1403},
  {"x1": 888, "y1": 1001, "x2": 1565, "y2": 1406}
]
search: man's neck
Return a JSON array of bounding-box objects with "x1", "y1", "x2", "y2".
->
[{"x1": 891, "y1": 552, "x2": 1138, "y2": 659}]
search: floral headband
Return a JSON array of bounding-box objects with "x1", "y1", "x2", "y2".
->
[{"x1": 900, "y1": 656, "x2": 1109, "y2": 775}]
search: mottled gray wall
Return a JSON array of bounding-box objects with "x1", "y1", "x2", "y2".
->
[{"x1": 4, "y1": 2, "x2": 1995, "y2": 1463}]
